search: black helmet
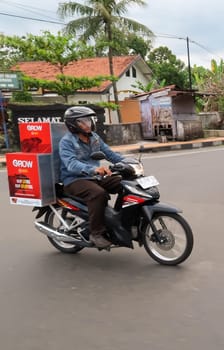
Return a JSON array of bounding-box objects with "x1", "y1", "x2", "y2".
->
[{"x1": 64, "y1": 106, "x2": 97, "y2": 135}]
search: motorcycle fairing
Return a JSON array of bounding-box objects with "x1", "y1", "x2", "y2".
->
[
  {"x1": 57, "y1": 196, "x2": 88, "y2": 213},
  {"x1": 142, "y1": 202, "x2": 182, "y2": 221},
  {"x1": 104, "y1": 207, "x2": 133, "y2": 248}
]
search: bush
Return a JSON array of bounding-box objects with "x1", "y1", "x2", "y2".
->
[{"x1": 11, "y1": 91, "x2": 33, "y2": 102}]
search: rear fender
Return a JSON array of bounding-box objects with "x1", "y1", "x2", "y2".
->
[{"x1": 32, "y1": 206, "x2": 51, "y2": 219}]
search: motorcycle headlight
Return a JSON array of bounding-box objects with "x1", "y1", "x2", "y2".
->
[{"x1": 129, "y1": 162, "x2": 144, "y2": 177}]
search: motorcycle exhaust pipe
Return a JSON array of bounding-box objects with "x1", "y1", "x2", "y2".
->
[{"x1": 34, "y1": 221, "x2": 91, "y2": 247}]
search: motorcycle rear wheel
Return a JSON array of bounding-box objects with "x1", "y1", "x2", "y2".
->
[
  {"x1": 142, "y1": 212, "x2": 193, "y2": 265},
  {"x1": 45, "y1": 208, "x2": 85, "y2": 254}
]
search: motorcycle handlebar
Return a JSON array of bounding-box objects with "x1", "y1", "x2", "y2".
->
[
  {"x1": 94, "y1": 171, "x2": 121, "y2": 180},
  {"x1": 82, "y1": 160, "x2": 137, "y2": 180}
]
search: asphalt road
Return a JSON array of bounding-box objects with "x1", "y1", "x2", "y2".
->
[{"x1": 1, "y1": 146, "x2": 224, "y2": 350}]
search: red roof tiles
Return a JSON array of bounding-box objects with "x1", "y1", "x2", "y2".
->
[{"x1": 12, "y1": 55, "x2": 140, "y2": 93}]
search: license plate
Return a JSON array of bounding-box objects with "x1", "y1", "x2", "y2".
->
[{"x1": 137, "y1": 176, "x2": 159, "y2": 189}]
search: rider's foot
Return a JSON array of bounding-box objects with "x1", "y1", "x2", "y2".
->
[{"x1": 89, "y1": 234, "x2": 111, "y2": 248}]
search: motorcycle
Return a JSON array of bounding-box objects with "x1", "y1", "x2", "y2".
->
[{"x1": 33, "y1": 152, "x2": 194, "y2": 266}]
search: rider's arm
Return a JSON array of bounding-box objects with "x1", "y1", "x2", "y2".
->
[{"x1": 99, "y1": 137, "x2": 124, "y2": 164}]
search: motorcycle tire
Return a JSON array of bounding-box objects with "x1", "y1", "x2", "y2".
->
[
  {"x1": 44, "y1": 208, "x2": 85, "y2": 254},
  {"x1": 142, "y1": 212, "x2": 193, "y2": 266}
]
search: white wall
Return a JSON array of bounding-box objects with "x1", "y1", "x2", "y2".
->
[{"x1": 68, "y1": 63, "x2": 151, "y2": 124}]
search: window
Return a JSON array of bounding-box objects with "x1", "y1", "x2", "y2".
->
[
  {"x1": 132, "y1": 67, "x2": 136, "y2": 78},
  {"x1": 125, "y1": 69, "x2": 130, "y2": 77}
]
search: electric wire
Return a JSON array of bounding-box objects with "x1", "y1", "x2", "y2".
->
[
  {"x1": 0, "y1": 0, "x2": 64, "y2": 24},
  {"x1": 0, "y1": 12, "x2": 65, "y2": 25},
  {"x1": 1, "y1": 0, "x2": 58, "y2": 20},
  {"x1": 155, "y1": 32, "x2": 222, "y2": 63},
  {"x1": 0, "y1": 4, "x2": 222, "y2": 63}
]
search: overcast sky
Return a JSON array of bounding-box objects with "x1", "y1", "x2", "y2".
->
[{"x1": 0, "y1": 0, "x2": 223, "y2": 68}]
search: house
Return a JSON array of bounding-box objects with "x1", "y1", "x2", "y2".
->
[{"x1": 12, "y1": 55, "x2": 152, "y2": 123}]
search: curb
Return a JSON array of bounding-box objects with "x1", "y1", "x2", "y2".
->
[
  {"x1": 1, "y1": 137, "x2": 224, "y2": 168},
  {"x1": 0, "y1": 159, "x2": 6, "y2": 168},
  {"x1": 141, "y1": 139, "x2": 224, "y2": 153},
  {"x1": 111, "y1": 138, "x2": 224, "y2": 154}
]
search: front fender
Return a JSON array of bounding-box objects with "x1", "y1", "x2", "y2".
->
[{"x1": 142, "y1": 202, "x2": 182, "y2": 221}]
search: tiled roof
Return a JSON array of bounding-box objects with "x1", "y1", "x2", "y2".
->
[{"x1": 12, "y1": 55, "x2": 140, "y2": 93}]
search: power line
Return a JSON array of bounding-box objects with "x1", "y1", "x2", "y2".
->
[
  {"x1": 155, "y1": 32, "x2": 186, "y2": 41},
  {"x1": 0, "y1": 11, "x2": 65, "y2": 25},
  {"x1": 155, "y1": 32, "x2": 222, "y2": 62},
  {"x1": 0, "y1": 9, "x2": 222, "y2": 63},
  {"x1": 7, "y1": 5, "x2": 58, "y2": 22},
  {"x1": 190, "y1": 39, "x2": 223, "y2": 60},
  {"x1": 1, "y1": 0, "x2": 58, "y2": 18}
]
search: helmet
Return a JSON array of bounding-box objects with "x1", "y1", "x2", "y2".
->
[{"x1": 64, "y1": 106, "x2": 97, "y2": 135}]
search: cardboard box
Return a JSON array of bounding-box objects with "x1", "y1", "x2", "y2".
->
[
  {"x1": 6, "y1": 152, "x2": 55, "y2": 206},
  {"x1": 19, "y1": 122, "x2": 67, "y2": 182},
  {"x1": 19, "y1": 122, "x2": 53, "y2": 153}
]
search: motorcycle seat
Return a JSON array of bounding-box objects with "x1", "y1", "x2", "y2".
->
[
  {"x1": 62, "y1": 192, "x2": 86, "y2": 205},
  {"x1": 55, "y1": 182, "x2": 111, "y2": 205}
]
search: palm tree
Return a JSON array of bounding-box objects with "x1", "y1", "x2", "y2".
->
[{"x1": 58, "y1": 0, "x2": 154, "y2": 123}]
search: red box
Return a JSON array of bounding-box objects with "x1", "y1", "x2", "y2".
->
[
  {"x1": 18, "y1": 122, "x2": 67, "y2": 182},
  {"x1": 6, "y1": 152, "x2": 55, "y2": 206},
  {"x1": 19, "y1": 122, "x2": 53, "y2": 153}
]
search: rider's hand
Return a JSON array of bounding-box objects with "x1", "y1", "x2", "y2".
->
[{"x1": 95, "y1": 166, "x2": 112, "y2": 176}]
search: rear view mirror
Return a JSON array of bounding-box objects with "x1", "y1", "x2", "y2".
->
[{"x1": 90, "y1": 151, "x2": 106, "y2": 160}]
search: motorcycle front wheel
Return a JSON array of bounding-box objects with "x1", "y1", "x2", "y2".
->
[
  {"x1": 44, "y1": 208, "x2": 85, "y2": 254},
  {"x1": 142, "y1": 212, "x2": 193, "y2": 265}
]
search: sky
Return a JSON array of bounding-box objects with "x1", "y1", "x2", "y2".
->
[{"x1": 0, "y1": 0, "x2": 223, "y2": 69}]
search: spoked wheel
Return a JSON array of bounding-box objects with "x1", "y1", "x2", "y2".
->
[
  {"x1": 142, "y1": 212, "x2": 193, "y2": 265},
  {"x1": 44, "y1": 208, "x2": 85, "y2": 254}
]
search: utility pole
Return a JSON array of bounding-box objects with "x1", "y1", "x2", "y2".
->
[
  {"x1": 186, "y1": 37, "x2": 192, "y2": 90},
  {"x1": 0, "y1": 90, "x2": 9, "y2": 149}
]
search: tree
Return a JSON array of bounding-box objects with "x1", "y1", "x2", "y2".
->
[
  {"x1": 21, "y1": 74, "x2": 111, "y2": 102},
  {"x1": 131, "y1": 78, "x2": 166, "y2": 93},
  {"x1": 192, "y1": 59, "x2": 224, "y2": 112},
  {"x1": 0, "y1": 31, "x2": 109, "y2": 102},
  {"x1": 0, "y1": 34, "x2": 25, "y2": 71},
  {"x1": 94, "y1": 29, "x2": 152, "y2": 59},
  {"x1": 58, "y1": 0, "x2": 154, "y2": 123},
  {"x1": 126, "y1": 33, "x2": 152, "y2": 59},
  {"x1": 1, "y1": 31, "x2": 94, "y2": 74},
  {"x1": 147, "y1": 46, "x2": 189, "y2": 89}
]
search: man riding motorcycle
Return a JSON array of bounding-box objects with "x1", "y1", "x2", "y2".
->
[{"x1": 59, "y1": 106, "x2": 124, "y2": 248}]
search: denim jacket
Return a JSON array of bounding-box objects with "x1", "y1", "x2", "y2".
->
[{"x1": 59, "y1": 131, "x2": 124, "y2": 186}]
